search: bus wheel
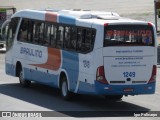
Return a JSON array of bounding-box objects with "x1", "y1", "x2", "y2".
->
[
  {"x1": 60, "y1": 77, "x2": 72, "y2": 100},
  {"x1": 105, "y1": 95, "x2": 123, "y2": 101},
  {"x1": 19, "y1": 68, "x2": 31, "y2": 88}
]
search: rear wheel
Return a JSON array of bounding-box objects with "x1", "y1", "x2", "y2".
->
[
  {"x1": 60, "y1": 77, "x2": 72, "y2": 100},
  {"x1": 19, "y1": 67, "x2": 31, "y2": 87},
  {"x1": 105, "y1": 95, "x2": 123, "y2": 101}
]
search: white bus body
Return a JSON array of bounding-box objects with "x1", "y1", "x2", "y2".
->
[{"x1": 4, "y1": 9, "x2": 157, "y2": 100}]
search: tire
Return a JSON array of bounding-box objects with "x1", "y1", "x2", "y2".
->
[
  {"x1": 60, "y1": 77, "x2": 72, "y2": 100},
  {"x1": 105, "y1": 95, "x2": 123, "y2": 101},
  {"x1": 19, "y1": 68, "x2": 31, "y2": 88}
]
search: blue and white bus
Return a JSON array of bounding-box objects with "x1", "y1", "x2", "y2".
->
[{"x1": 3, "y1": 9, "x2": 157, "y2": 100}]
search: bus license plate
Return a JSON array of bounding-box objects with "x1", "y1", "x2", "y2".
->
[{"x1": 123, "y1": 88, "x2": 134, "y2": 92}]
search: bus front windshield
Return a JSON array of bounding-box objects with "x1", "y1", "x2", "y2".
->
[{"x1": 104, "y1": 25, "x2": 154, "y2": 47}]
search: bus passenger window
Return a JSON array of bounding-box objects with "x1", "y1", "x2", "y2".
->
[
  {"x1": 44, "y1": 23, "x2": 51, "y2": 46},
  {"x1": 18, "y1": 19, "x2": 33, "y2": 43},
  {"x1": 64, "y1": 26, "x2": 71, "y2": 49},
  {"x1": 77, "y1": 28, "x2": 83, "y2": 51},
  {"x1": 50, "y1": 24, "x2": 57, "y2": 48},
  {"x1": 32, "y1": 22, "x2": 38, "y2": 43},
  {"x1": 70, "y1": 27, "x2": 77, "y2": 50},
  {"x1": 80, "y1": 29, "x2": 95, "y2": 53},
  {"x1": 33, "y1": 21, "x2": 44, "y2": 44},
  {"x1": 27, "y1": 21, "x2": 33, "y2": 42},
  {"x1": 18, "y1": 20, "x2": 28, "y2": 42},
  {"x1": 92, "y1": 30, "x2": 96, "y2": 44},
  {"x1": 85, "y1": 29, "x2": 92, "y2": 49},
  {"x1": 56, "y1": 26, "x2": 64, "y2": 49},
  {"x1": 39, "y1": 22, "x2": 45, "y2": 45}
]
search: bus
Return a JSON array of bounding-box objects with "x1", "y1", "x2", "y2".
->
[
  {"x1": 3, "y1": 9, "x2": 157, "y2": 100},
  {"x1": 0, "y1": 6, "x2": 16, "y2": 52}
]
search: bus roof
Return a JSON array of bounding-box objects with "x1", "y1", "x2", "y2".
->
[{"x1": 12, "y1": 9, "x2": 149, "y2": 26}]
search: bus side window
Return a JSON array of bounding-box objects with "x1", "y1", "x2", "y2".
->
[
  {"x1": 26, "y1": 20, "x2": 33, "y2": 43},
  {"x1": 18, "y1": 19, "x2": 32, "y2": 42},
  {"x1": 44, "y1": 23, "x2": 51, "y2": 46},
  {"x1": 77, "y1": 28, "x2": 83, "y2": 51},
  {"x1": 92, "y1": 30, "x2": 96, "y2": 45},
  {"x1": 64, "y1": 26, "x2": 71, "y2": 49},
  {"x1": 81, "y1": 29, "x2": 88, "y2": 52},
  {"x1": 33, "y1": 21, "x2": 44, "y2": 44},
  {"x1": 50, "y1": 24, "x2": 57, "y2": 48},
  {"x1": 56, "y1": 25, "x2": 64, "y2": 49},
  {"x1": 32, "y1": 22, "x2": 38, "y2": 44},
  {"x1": 80, "y1": 28, "x2": 95, "y2": 53},
  {"x1": 70, "y1": 27, "x2": 77, "y2": 50},
  {"x1": 85, "y1": 29, "x2": 92, "y2": 50},
  {"x1": 18, "y1": 19, "x2": 33, "y2": 43},
  {"x1": 39, "y1": 22, "x2": 45, "y2": 45}
]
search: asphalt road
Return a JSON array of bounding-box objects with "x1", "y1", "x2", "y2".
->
[{"x1": 0, "y1": 53, "x2": 160, "y2": 120}]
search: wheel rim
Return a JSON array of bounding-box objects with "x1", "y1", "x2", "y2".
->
[{"x1": 62, "y1": 81, "x2": 68, "y2": 97}]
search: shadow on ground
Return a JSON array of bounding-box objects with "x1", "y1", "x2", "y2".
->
[{"x1": 0, "y1": 82, "x2": 150, "y2": 117}]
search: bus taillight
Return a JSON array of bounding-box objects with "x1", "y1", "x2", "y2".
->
[
  {"x1": 148, "y1": 65, "x2": 157, "y2": 83},
  {"x1": 96, "y1": 66, "x2": 108, "y2": 84}
]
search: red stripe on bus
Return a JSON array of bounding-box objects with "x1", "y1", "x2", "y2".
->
[
  {"x1": 31, "y1": 48, "x2": 61, "y2": 71},
  {"x1": 45, "y1": 12, "x2": 58, "y2": 22}
]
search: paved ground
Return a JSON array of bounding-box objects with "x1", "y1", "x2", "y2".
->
[{"x1": 1, "y1": 0, "x2": 153, "y2": 15}]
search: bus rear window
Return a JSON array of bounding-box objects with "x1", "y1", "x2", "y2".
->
[{"x1": 104, "y1": 25, "x2": 154, "y2": 46}]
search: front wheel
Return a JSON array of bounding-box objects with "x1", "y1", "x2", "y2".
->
[
  {"x1": 60, "y1": 77, "x2": 72, "y2": 100},
  {"x1": 19, "y1": 68, "x2": 31, "y2": 88}
]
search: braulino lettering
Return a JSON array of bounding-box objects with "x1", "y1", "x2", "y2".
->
[{"x1": 20, "y1": 47, "x2": 42, "y2": 58}]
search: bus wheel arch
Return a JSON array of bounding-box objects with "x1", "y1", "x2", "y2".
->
[{"x1": 16, "y1": 61, "x2": 31, "y2": 87}]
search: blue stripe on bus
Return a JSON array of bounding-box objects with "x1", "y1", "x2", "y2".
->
[
  {"x1": 23, "y1": 68, "x2": 59, "y2": 88},
  {"x1": 59, "y1": 14, "x2": 76, "y2": 25},
  {"x1": 62, "y1": 50, "x2": 79, "y2": 91}
]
